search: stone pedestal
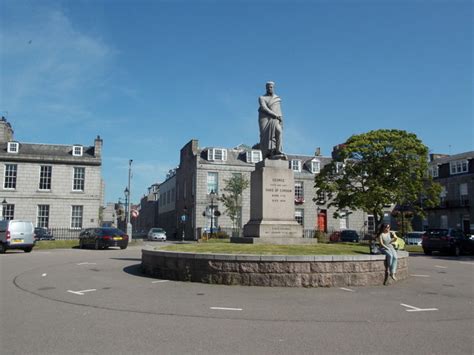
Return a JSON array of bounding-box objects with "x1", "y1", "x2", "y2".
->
[{"x1": 232, "y1": 159, "x2": 316, "y2": 244}]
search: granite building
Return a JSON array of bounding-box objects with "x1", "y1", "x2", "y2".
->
[
  {"x1": 427, "y1": 151, "x2": 474, "y2": 233},
  {"x1": 0, "y1": 118, "x2": 104, "y2": 229},
  {"x1": 158, "y1": 139, "x2": 371, "y2": 240}
]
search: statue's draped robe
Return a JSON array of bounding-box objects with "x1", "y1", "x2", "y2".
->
[{"x1": 258, "y1": 95, "x2": 283, "y2": 158}]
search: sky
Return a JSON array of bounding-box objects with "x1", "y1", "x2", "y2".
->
[{"x1": 1, "y1": 0, "x2": 472, "y2": 205}]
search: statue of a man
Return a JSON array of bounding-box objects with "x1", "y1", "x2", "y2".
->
[{"x1": 258, "y1": 81, "x2": 286, "y2": 160}]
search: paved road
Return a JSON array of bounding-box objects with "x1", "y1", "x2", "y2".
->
[{"x1": 1, "y1": 243, "x2": 473, "y2": 354}]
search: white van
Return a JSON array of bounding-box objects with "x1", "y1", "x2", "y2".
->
[{"x1": 0, "y1": 220, "x2": 35, "y2": 253}]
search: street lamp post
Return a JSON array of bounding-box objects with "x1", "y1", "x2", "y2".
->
[
  {"x1": 181, "y1": 206, "x2": 188, "y2": 242},
  {"x1": 124, "y1": 187, "x2": 129, "y2": 232},
  {"x1": 126, "y1": 159, "x2": 133, "y2": 240},
  {"x1": 209, "y1": 190, "x2": 216, "y2": 239}
]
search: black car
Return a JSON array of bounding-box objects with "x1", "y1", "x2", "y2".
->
[
  {"x1": 422, "y1": 228, "x2": 473, "y2": 256},
  {"x1": 79, "y1": 227, "x2": 128, "y2": 250},
  {"x1": 34, "y1": 227, "x2": 55, "y2": 241},
  {"x1": 340, "y1": 230, "x2": 360, "y2": 243}
]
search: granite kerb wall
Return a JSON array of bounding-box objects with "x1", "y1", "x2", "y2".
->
[{"x1": 141, "y1": 249, "x2": 409, "y2": 287}]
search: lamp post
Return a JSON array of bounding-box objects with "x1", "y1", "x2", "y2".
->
[
  {"x1": 126, "y1": 159, "x2": 133, "y2": 240},
  {"x1": 0, "y1": 198, "x2": 7, "y2": 220},
  {"x1": 209, "y1": 190, "x2": 216, "y2": 239},
  {"x1": 124, "y1": 187, "x2": 129, "y2": 232}
]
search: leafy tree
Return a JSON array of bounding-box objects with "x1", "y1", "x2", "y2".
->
[
  {"x1": 314, "y1": 129, "x2": 441, "y2": 230},
  {"x1": 219, "y1": 174, "x2": 250, "y2": 231}
]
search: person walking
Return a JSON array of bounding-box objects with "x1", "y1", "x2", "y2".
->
[{"x1": 377, "y1": 223, "x2": 398, "y2": 281}]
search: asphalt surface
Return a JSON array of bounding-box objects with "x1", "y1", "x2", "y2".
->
[{"x1": 1, "y1": 242, "x2": 473, "y2": 355}]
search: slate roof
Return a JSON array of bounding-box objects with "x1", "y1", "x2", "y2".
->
[{"x1": 430, "y1": 151, "x2": 474, "y2": 165}]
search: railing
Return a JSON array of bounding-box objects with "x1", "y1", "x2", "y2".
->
[{"x1": 48, "y1": 228, "x2": 81, "y2": 240}]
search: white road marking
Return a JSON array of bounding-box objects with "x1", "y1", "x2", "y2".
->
[
  {"x1": 434, "y1": 265, "x2": 447, "y2": 269},
  {"x1": 151, "y1": 280, "x2": 169, "y2": 283},
  {"x1": 410, "y1": 274, "x2": 430, "y2": 277},
  {"x1": 67, "y1": 289, "x2": 97, "y2": 296},
  {"x1": 41, "y1": 273, "x2": 47, "y2": 277},
  {"x1": 339, "y1": 287, "x2": 355, "y2": 292},
  {"x1": 77, "y1": 262, "x2": 97, "y2": 265},
  {"x1": 210, "y1": 307, "x2": 243, "y2": 311},
  {"x1": 459, "y1": 261, "x2": 474, "y2": 265},
  {"x1": 400, "y1": 303, "x2": 438, "y2": 312}
]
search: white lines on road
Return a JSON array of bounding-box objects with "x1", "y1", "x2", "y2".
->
[
  {"x1": 434, "y1": 265, "x2": 447, "y2": 269},
  {"x1": 339, "y1": 287, "x2": 355, "y2": 292},
  {"x1": 210, "y1": 307, "x2": 243, "y2": 311},
  {"x1": 41, "y1": 273, "x2": 47, "y2": 277},
  {"x1": 151, "y1": 280, "x2": 169, "y2": 283},
  {"x1": 400, "y1": 303, "x2": 438, "y2": 312},
  {"x1": 459, "y1": 261, "x2": 474, "y2": 265},
  {"x1": 410, "y1": 274, "x2": 430, "y2": 278},
  {"x1": 67, "y1": 289, "x2": 97, "y2": 296},
  {"x1": 76, "y1": 262, "x2": 97, "y2": 265}
]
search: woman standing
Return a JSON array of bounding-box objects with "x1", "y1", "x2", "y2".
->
[{"x1": 378, "y1": 223, "x2": 398, "y2": 281}]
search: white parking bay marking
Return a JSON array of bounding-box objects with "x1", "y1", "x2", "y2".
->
[
  {"x1": 339, "y1": 287, "x2": 355, "y2": 292},
  {"x1": 459, "y1": 261, "x2": 474, "y2": 265},
  {"x1": 67, "y1": 289, "x2": 97, "y2": 296},
  {"x1": 42, "y1": 273, "x2": 47, "y2": 277},
  {"x1": 434, "y1": 265, "x2": 447, "y2": 269},
  {"x1": 400, "y1": 303, "x2": 438, "y2": 312},
  {"x1": 210, "y1": 307, "x2": 243, "y2": 311},
  {"x1": 152, "y1": 280, "x2": 169, "y2": 283},
  {"x1": 410, "y1": 274, "x2": 430, "y2": 277},
  {"x1": 77, "y1": 262, "x2": 97, "y2": 265}
]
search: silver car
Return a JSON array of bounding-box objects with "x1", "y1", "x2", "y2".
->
[
  {"x1": 406, "y1": 231, "x2": 424, "y2": 246},
  {"x1": 0, "y1": 220, "x2": 35, "y2": 253},
  {"x1": 147, "y1": 228, "x2": 167, "y2": 241}
]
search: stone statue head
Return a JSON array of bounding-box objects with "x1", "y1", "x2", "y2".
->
[{"x1": 265, "y1": 81, "x2": 275, "y2": 95}]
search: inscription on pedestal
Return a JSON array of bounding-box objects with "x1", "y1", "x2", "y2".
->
[{"x1": 266, "y1": 178, "x2": 292, "y2": 204}]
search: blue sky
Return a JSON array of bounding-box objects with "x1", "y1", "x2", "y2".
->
[{"x1": 1, "y1": 0, "x2": 472, "y2": 204}]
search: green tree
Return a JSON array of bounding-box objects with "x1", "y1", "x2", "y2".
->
[
  {"x1": 219, "y1": 174, "x2": 250, "y2": 233},
  {"x1": 314, "y1": 129, "x2": 441, "y2": 230}
]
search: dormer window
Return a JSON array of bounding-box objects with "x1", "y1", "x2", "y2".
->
[
  {"x1": 246, "y1": 150, "x2": 262, "y2": 163},
  {"x1": 450, "y1": 160, "x2": 468, "y2": 175},
  {"x1": 429, "y1": 165, "x2": 439, "y2": 178},
  {"x1": 72, "y1": 145, "x2": 83, "y2": 157},
  {"x1": 310, "y1": 159, "x2": 321, "y2": 174},
  {"x1": 7, "y1": 142, "x2": 19, "y2": 154},
  {"x1": 291, "y1": 159, "x2": 302, "y2": 172},
  {"x1": 208, "y1": 148, "x2": 227, "y2": 162}
]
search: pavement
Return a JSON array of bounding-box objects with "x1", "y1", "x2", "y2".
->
[{"x1": 1, "y1": 243, "x2": 473, "y2": 354}]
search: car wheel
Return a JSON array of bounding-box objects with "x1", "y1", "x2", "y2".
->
[
  {"x1": 0, "y1": 243, "x2": 6, "y2": 254},
  {"x1": 120, "y1": 246, "x2": 127, "y2": 250},
  {"x1": 23, "y1": 247, "x2": 33, "y2": 253},
  {"x1": 79, "y1": 239, "x2": 84, "y2": 249},
  {"x1": 94, "y1": 240, "x2": 100, "y2": 250},
  {"x1": 423, "y1": 249, "x2": 432, "y2": 255}
]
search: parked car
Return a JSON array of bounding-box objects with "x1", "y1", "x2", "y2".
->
[
  {"x1": 79, "y1": 227, "x2": 128, "y2": 250},
  {"x1": 340, "y1": 230, "x2": 360, "y2": 243},
  {"x1": 34, "y1": 227, "x2": 55, "y2": 241},
  {"x1": 405, "y1": 231, "x2": 424, "y2": 246},
  {"x1": 147, "y1": 228, "x2": 167, "y2": 242},
  {"x1": 0, "y1": 220, "x2": 35, "y2": 253},
  {"x1": 329, "y1": 231, "x2": 341, "y2": 243},
  {"x1": 422, "y1": 228, "x2": 471, "y2": 256}
]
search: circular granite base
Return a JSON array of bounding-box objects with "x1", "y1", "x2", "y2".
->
[{"x1": 141, "y1": 250, "x2": 409, "y2": 287}]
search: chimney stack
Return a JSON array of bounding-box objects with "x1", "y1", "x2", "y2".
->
[{"x1": 94, "y1": 135, "x2": 103, "y2": 158}]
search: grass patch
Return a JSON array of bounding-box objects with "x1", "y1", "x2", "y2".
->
[
  {"x1": 160, "y1": 239, "x2": 371, "y2": 255},
  {"x1": 405, "y1": 245, "x2": 423, "y2": 253},
  {"x1": 33, "y1": 240, "x2": 142, "y2": 250},
  {"x1": 34, "y1": 240, "x2": 78, "y2": 250}
]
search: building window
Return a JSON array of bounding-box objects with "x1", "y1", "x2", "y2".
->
[
  {"x1": 2, "y1": 204, "x2": 14, "y2": 220},
  {"x1": 440, "y1": 186, "x2": 447, "y2": 206},
  {"x1": 246, "y1": 150, "x2": 262, "y2": 163},
  {"x1": 73, "y1": 167, "x2": 85, "y2": 191},
  {"x1": 367, "y1": 215, "x2": 375, "y2": 233},
  {"x1": 316, "y1": 189, "x2": 326, "y2": 204},
  {"x1": 207, "y1": 172, "x2": 218, "y2": 194},
  {"x1": 295, "y1": 209, "x2": 304, "y2": 225},
  {"x1": 429, "y1": 165, "x2": 439, "y2": 178},
  {"x1": 208, "y1": 148, "x2": 227, "y2": 161},
  {"x1": 37, "y1": 205, "x2": 50, "y2": 228},
  {"x1": 460, "y1": 183, "x2": 469, "y2": 206},
  {"x1": 311, "y1": 160, "x2": 320, "y2": 174},
  {"x1": 71, "y1": 205, "x2": 83, "y2": 229},
  {"x1": 4, "y1": 164, "x2": 17, "y2": 189},
  {"x1": 72, "y1": 145, "x2": 83, "y2": 156},
  {"x1": 450, "y1": 160, "x2": 468, "y2": 175},
  {"x1": 7, "y1": 142, "x2": 19, "y2": 153},
  {"x1": 171, "y1": 188, "x2": 175, "y2": 202},
  {"x1": 335, "y1": 162, "x2": 344, "y2": 174},
  {"x1": 39, "y1": 166, "x2": 52, "y2": 190},
  {"x1": 294, "y1": 181, "x2": 304, "y2": 202},
  {"x1": 291, "y1": 160, "x2": 302, "y2": 172}
]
